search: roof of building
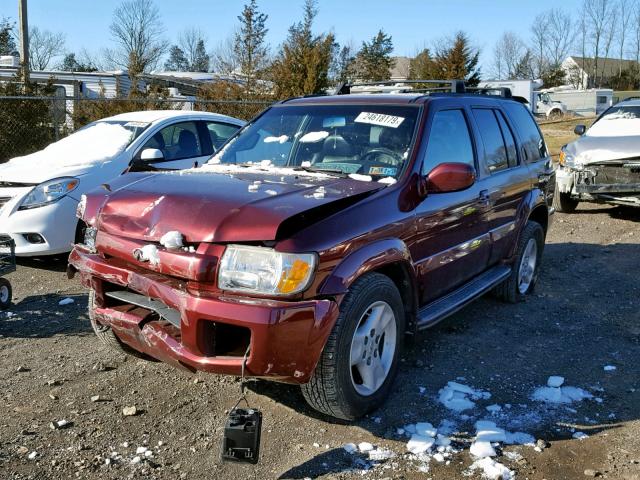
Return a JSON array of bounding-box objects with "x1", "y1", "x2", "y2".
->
[
  {"x1": 566, "y1": 56, "x2": 639, "y2": 77},
  {"x1": 390, "y1": 56, "x2": 411, "y2": 80}
]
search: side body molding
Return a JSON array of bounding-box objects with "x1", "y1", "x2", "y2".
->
[{"x1": 319, "y1": 238, "x2": 417, "y2": 297}]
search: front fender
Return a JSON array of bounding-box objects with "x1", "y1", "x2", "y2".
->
[{"x1": 319, "y1": 238, "x2": 416, "y2": 296}]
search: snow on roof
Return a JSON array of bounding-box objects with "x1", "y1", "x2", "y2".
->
[{"x1": 103, "y1": 110, "x2": 245, "y2": 124}]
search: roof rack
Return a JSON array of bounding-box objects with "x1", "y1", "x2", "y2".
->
[{"x1": 334, "y1": 80, "x2": 514, "y2": 99}]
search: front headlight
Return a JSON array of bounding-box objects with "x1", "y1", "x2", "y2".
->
[
  {"x1": 19, "y1": 177, "x2": 79, "y2": 210},
  {"x1": 218, "y1": 245, "x2": 317, "y2": 295},
  {"x1": 558, "y1": 148, "x2": 574, "y2": 167}
]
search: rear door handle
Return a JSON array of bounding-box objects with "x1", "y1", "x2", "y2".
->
[{"x1": 478, "y1": 189, "x2": 491, "y2": 207}]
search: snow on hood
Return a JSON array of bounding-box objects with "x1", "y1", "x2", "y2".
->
[
  {"x1": 0, "y1": 123, "x2": 133, "y2": 183},
  {"x1": 566, "y1": 117, "x2": 640, "y2": 165},
  {"x1": 586, "y1": 117, "x2": 640, "y2": 137}
]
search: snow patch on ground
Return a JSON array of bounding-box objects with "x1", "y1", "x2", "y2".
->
[
  {"x1": 531, "y1": 385, "x2": 593, "y2": 404},
  {"x1": 438, "y1": 381, "x2": 491, "y2": 412},
  {"x1": 468, "y1": 457, "x2": 514, "y2": 480}
]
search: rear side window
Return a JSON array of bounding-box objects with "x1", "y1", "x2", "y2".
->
[
  {"x1": 503, "y1": 102, "x2": 548, "y2": 161},
  {"x1": 496, "y1": 110, "x2": 518, "y2": 167},
  {"x1": 422, "y1": 109, "x2": 475, "y2": 175},
  {"x1": 472, "y1": 109, "x2": 509, "y2": 173}
]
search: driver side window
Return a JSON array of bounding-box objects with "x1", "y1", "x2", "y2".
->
[{"x1": 422, "y1": 109, "x2": 475, "y2": 175}]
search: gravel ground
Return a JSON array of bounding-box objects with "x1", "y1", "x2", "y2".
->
[{"x1": 1, "y1": 203, "x2": 640, "y2": 480}]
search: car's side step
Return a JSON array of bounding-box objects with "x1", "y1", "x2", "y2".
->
[
  {"x1": 105, "y1": 290, "x2": 181, "y2": 328},
  {"x1": 416, "y1": 265, "x2": 511, "y2": 330}
]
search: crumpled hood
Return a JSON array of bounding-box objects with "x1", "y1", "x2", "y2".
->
[
  {"x1": 566, "y1": 133, "x2": 640, "y2": 165},
  {"x1": 95, "y1": 169, "x2": 384, "y2": 243}
]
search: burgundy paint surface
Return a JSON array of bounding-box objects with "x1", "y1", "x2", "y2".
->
[{"x1": 70, "y1": 93, "x2": 553, "y2": 383}]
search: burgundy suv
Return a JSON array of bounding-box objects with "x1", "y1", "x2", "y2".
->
[{"x1": 69, "y1": 81, "x2": 554, "y2": 420}]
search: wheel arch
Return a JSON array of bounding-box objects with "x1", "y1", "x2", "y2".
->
[{"x1": 318, "y1": 238, "x2": 419, "y2": 335}]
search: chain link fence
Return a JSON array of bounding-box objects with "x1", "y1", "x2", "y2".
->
[{"x1": 0, "y1": 96, "x2": 273, "y2": 163}]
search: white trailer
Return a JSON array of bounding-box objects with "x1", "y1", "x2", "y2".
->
[
  {"x1": 478, "y1": 79, "x2": 568, "y2": 118},
  {"x1": 544, "y1": 88, "x2": 613, "y2": 117}
]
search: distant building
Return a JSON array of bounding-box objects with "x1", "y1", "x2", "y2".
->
[
  {"x1": 562, "y1": 56, "x2": 639, "y2": 88},
  {"x1": 390, "y1": 57, "x2": 411, "y2": 81}
]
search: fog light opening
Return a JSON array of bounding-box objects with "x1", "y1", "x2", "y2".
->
[{"x1": 24, "y1": 233, "x2": 45, "y2": 244}]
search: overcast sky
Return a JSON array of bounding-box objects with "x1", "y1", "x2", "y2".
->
[{"x1": 6, "y1": 0, "x2": 585, "y2": 73}]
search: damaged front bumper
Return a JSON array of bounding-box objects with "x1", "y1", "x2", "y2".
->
[
  {"x1": 69, "y1": 247, "x2": 339, "y2": 383},
  {"x1": 556, "y1": 164, "x2": 640, "y2": 206}
]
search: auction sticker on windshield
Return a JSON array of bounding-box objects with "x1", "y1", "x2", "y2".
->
[{"x1": 355, "y1": 112, "x2": 405, "y2": 128}]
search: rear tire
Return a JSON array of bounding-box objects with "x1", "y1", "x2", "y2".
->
[
  {"x1": 301, "y1": 272, "x2": 404, "y2": 420},
  {"x1": 0, "y1": 278, "x2": 12, "y2": 310},
  {"x1": 494, "y1": 221, "x2": 545, "y2": 304},
  {"x1": 553, "y1": 189, "x2": 579, "y2": 213},
  {"x1": 88, "y1": 289, "x2": 151, "y2": 360}
]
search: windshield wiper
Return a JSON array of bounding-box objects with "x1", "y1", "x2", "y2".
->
[{"x1": 294, "y1": 165, "x2": 348, "y2": 177}]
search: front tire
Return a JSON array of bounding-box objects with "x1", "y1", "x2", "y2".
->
[
  {"x1": 553, "y1": 189, "x2": 579, "y2": 213},
  {"x1": 0, "y1": 278, "x2": 12, "y2": 310},
  {"x1": 301, "y1": 273, "x2": 404, "y2": 420},
  {"x1": 494, "y1": 221, "x2": 545, "y2": 303},
  {"x1": 88, "y1": 289, "x2": 151, "y2": 360}
]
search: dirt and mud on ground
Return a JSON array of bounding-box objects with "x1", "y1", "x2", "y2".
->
[{"x1": 1, "y1": 204, "x2": 640, "y2": 480}]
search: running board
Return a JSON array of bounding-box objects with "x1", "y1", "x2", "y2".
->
[
  {"x1": 105, "y1": 290, "x2": 181, "y2": 328},
  {"x1": 416, "y1": 265, "x2": 511, "y2": 330}
]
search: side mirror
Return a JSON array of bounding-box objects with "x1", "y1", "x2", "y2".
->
[
  {"x1": 426, "y1": 162, "x2": 476, "y2": 194},
  {"x1": 140, "y1": 148, "x2": 164, "y2": 161},
  {"x1": 574, "y1": 124, "x2": 586, "y2": 136}
]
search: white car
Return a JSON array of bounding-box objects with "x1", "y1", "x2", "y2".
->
[{"x1": 0, "y1": 110, "x2": 245, "y2": 256}]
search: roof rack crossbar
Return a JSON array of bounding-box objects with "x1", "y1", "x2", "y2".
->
[{"x1": 335, "y1": 79, "x2": 466, "y2": 95}]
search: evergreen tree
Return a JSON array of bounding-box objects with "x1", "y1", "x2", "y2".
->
[
  {"x1": 0, "y1": 17, "x2": 17, "y2": 56},
  {"x1": 270, "y1": 0, "x2": 335, "y2": 97},
  {"x1": 59, "y1": 53, "x2": 98, "y2": 72},
  {"x1": 332, "y1": 44, "x2": 355, "y2": 83},
  {"x1": 164, "y1": 45, "x2": 189, "y2": 71},
  {"x1": 434, "y1": 32, "x2": 481, "y2": 86},
  {"x1": 191, "y1": 39, "x2": 209, "y2": 72},
  {"x1": 234, "y1": 0, "x2": 269, "y2": 90},
  {"x1": 355, "y1": 30, "x2": 394, "y2": 81},
  {"x1": 409, "y1": 48, "x2": 436, "y2": 80}
]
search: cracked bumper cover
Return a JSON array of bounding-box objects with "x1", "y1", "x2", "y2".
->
[{"x1": 69, "y1": 247, "x2": 339, "y2": 383}]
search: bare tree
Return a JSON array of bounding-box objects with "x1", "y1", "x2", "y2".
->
[
  {"x1": 28, "y1": 26, "x2": 65, "y2": 70},
  {"x1": 492, "y1": 32, "x2": 526, "y2": 79},
  {"x1": 632, "y1": 0, "x2": 640, "y2": 82},
  {"x1": 616, "y1": 0, "x2": 633, "y2": 74},
  {"x1": 178, "y1": 27, "x2": 208, "y2": 70},
  {"x1": 546, "y1": 9, "x2": 575, "y2": 68},
  {"x1": 106, "y1": 0, "x2": 167, "y2": 77},
  {"x1": 210, "y1": 31, "x2": 239, "y2": 75},
  {"x1": 600, "y1": 2, "x2": 618, "y2": 82},
  {"x1": 531, "y1": 11, "x2": 550, "y2": 77},
  {"x1": 584, "y1": 0, "x2": 616, "y2": 87}
]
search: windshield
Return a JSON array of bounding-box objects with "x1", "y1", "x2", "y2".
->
[
  {"x1": 208, "y1": 104, "x2": 419, "y2": 179},
  {"x1": 588, "y1": 105, "x2": 640, "y2": 137}
]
